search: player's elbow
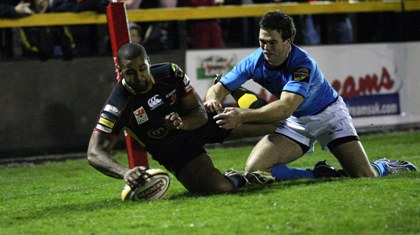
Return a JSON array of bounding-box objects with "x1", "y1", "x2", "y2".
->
[
  {"x1": 282, "y1": 109, "x2": 294, "y2": 119},
  {"x1": 275, "y1": 105, "x2": 295, "y2": 120},
  {"x1": 86, "y1": 149, "x2": 98, "y2": 167},
  {"x1": 86, "y1": 144, "x2": 104, "y2": 169},
  {"x1": 190, "y1": 108, "x2": 208, "y2": 130}
]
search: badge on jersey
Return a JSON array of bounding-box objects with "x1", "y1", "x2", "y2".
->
[
  {"x1": 293, "y1": 68, "x2": 310, "y2": 82},
  {"x1": 133, "y1": 106, "x2": 149, "y2": 125},
  {"x1": 147, "y1": 127, "x2": 169, "y2": 139}
]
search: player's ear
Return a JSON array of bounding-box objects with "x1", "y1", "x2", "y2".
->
[{"x1": 147, "y1": 57, "x2": 151, "y2": 65}]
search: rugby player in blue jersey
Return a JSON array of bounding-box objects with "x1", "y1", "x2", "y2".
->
[{"x1": 205, "y1": 10, "x2": 416, "y2": 184}]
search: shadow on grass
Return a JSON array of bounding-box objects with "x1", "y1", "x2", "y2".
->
[{"x1": 167, "y1": 177, "x2": 349, "y2": 200}]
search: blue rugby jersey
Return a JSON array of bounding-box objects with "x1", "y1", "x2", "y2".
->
[{"x1": 220, "y1": 45, "x2": 338, "y2": 117}]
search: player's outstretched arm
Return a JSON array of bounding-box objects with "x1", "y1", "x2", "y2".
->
[
  {"x1": 214, "y1": 92, "x2": 303, "y2": 129},
  {"x1": 87, "y1": 131, "x2": 149, "y2": 188},
  {"x1": 87, "y1": 131, "x2": 128, "y2": 179}
]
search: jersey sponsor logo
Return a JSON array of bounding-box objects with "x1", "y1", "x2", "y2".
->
[
  {"x1": 166, "y1": 89, "x2": 177, "y2": 104},
  {"x1": 133, "y1": 106, "x2": 149, "y2": 125},
  {"x1": 104, "y1": 104, "x2": 121, "y2": 116},
  {"x1": 293, "y1": 68, "x2": 310, "y2": 82},
  {"x1": 147, "y1": 127, "x2": 169, "y2": 139},
  {"x1": 147, "y1": 95, "x2": 163, "y2": 110},
  {"x1": 96, "y1": 124, "x2": 112, "y2": 133}
]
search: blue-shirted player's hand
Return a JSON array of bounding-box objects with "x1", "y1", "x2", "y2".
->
[
  {"x1": 204, "y1": 99, "x2": 223, "y2": 114},
  {"x1": 213, "y1": 107, "x2": 243, "y2": 129}
]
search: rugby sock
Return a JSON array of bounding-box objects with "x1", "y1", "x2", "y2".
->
[
  {"x1": 271, "y1": 164, "x2": 315, "y2": 181},
  {"x1": 371, "y1": 162, "x2": 388, "y2": 176}
]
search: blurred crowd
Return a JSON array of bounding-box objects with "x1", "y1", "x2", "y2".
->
[{"x1": 0, "y1": 0, "x2": 419, "y2": 61}]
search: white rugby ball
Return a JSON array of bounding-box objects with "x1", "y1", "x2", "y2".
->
[{"x1": 121, "y1": 168, "x2": 170, "y2": 201}]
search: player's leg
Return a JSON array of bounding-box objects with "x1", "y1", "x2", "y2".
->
[
  {"x1": 327, "y1": 139, "x2": 417, "y2": 177},
  {"x1": 246, "y1": 134, "x2": 303, "y2": 172},
  {"x1": 226, "y1": 122, "x2": 277, "y2": 140},
  {"x1": 176, "y1": 153, "x2": 240, "y2": 194},
  {"x1": 316, "y1": 97, "x2": 377, "y2": 177},
  {"x1": 244, "y1": 133, "x2": 321, "y2": 182},
  {"x1": 315, "y1": 96, "x2": 412, "y2": 177},
  {"x1": 328, "y1": 139, "x2": 377, "y2": 177}
]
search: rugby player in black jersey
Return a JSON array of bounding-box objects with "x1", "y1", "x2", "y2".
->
[{"x1": 87, "y1": 42, "x2": 279, "y2": 194}]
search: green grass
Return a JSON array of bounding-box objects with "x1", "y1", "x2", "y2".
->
[{"x1": 0, "y1": 131, "x2": 419, "y2": 235}]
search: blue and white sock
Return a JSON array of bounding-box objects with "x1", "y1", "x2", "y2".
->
[
  {"x1": 271, "y1": 164, "x2": 315, "y2": 181},
  {"x1": 371, "y1": 162, "x2": 388, "y2": 176}
]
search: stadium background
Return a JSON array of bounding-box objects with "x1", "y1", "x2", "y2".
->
[{"x1": 0, "y1": 1, "x2": 419, "y2": 161}]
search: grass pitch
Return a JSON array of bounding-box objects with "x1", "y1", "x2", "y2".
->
[{"x1": 0, "y1": 131, "x2": 419, "y2": 235}]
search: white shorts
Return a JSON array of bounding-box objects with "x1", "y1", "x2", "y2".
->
[{"x1": 275, "y1": 96, "x2": 358, "y2": 153}]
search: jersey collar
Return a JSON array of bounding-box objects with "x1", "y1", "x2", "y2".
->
[{"x1": 122, "y1": 78, "x2": 138, "y2": 95}]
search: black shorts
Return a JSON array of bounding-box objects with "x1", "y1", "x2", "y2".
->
[{"x1": 146, "y1": 112, "x2": 232, "y2": 175}]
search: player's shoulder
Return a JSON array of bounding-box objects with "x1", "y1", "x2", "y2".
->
[
  {"x1": 235, "y1": 48, "x2": 265, "y2": 73},
  {"x1": 246, "y1": 48, "x2": 265, "y2": 63},
  {"x1": 151, "y1": 62, "x2": 185, "y2": 80},
  {"x1": 289, "y1": 45, "x2": 317, "y2": 69},
  {"x1": 106, "y1": 81, "x2": 131, "y2": 110}
]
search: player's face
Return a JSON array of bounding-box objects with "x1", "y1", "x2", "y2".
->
[
  {"x1": 34, "y1": 0, "x2": 49, "y2": 13},
  {"x1": 259, "y1": 28, "x2": 291, "y2": 67},
  {"x1": 120, "y1": 55, "x2": 153, "y2": 93},
  {"x1": 130, "y1": 28, "x2": 141, "y2": 44}
]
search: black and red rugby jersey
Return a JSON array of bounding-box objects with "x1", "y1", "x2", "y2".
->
[{"x1": 94, "y1": 63, "x2": 195, "y2": 145}]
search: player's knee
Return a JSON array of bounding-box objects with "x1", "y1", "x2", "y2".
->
[{"x1": 213, "y1": 181, "x2": 235, "y2": 194}]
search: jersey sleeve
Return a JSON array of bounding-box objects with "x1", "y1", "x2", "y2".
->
[
  {"x1": 283, "y1": 57, "x2": 314, "y2": 97},
  {"x1": 94, "y1": 103, "x2": 124, "y2": 136},
  {"x1": 169, "y1": 63, "x2": 195, "y2": 96},
  {"x1": 220, "y1": 48, "x2": 262, "y2": 91},
  {"x1": 94, "y1": 84, "x2": 127, "y2": 136}
]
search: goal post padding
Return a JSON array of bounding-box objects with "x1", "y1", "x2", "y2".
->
[{"x1": 106, "y1": 1, "x2": 149, "y2": 168}]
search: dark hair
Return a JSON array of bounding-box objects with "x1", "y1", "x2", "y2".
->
[
  {"x1": 117, "y1": 43, "x2": 148, "y2": 65},
  {"x1": 259, "y1": 10, "x2": 296, "y2": 42}
]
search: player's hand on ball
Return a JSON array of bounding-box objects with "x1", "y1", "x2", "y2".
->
[
  {"x1": 121, "y1": 168, "x2": 171, "y2": 201},
  {"x1": 123, "y1": 166, "x2": 146, "y2": 188}
]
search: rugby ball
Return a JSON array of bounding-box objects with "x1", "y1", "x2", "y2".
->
[{"x1": 121, "y1": 168, "x2": 170, "y2": 201}]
